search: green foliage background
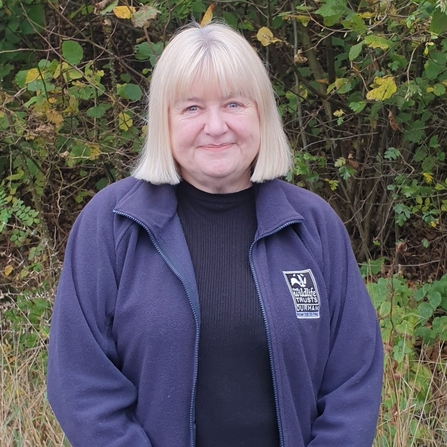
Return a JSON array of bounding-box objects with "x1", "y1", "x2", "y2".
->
[{"x1": 1, "y1": 0, "x2": 447, "y2": 445}]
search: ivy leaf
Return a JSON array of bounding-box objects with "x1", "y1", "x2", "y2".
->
[
  {"x1": 131, "y1": 5, "x2": 160, "y2": 28},
  {"x1": 256, "y1": 27, "x2": 281, "y2": 46},
  {"x1": 349, "y1": 42, "x2": 363, "y2": 61},
  {"x1": 62, "y1": 41, "x2": 84, "y2": 65},
  {"x1": 364, "y1": 35, "x2": 392, "y2": 50},
  {"x1": 366, "y1": 76, "x2": 397, "y2": 101},
  {"x1": 113, "y1": 6, "x2": 136, "y2": 19}
]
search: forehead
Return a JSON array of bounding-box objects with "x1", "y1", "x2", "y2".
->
[{"x1": 168, "y1": 61, "x2": 255, "y2": 105}]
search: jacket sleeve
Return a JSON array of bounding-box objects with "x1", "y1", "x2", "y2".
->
[
  {"x1": 309, "y1": 212, "x2": 383, "y2": 447},
  {"x1": 47, "y1": 195, "x2": 153, "y2": 447}
]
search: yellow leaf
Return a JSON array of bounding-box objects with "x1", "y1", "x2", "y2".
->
[
  {"x1": 46, "y1": 109, "x2": 64, "y2": 127},
  {"x1": 118, "y1": 112, "x2": 133, "y2": 131},
  {"x1": 88, "y1": 145, "x2": 101, "y2": 160},
  {"x1": 366, "y1": 76, "x2": 397, "y2": 101},
  {"x1": 256, "y1": 27, "x2": 281, "y2": 47},
  {"x1": 333, "y1": 109, "x2": 344, "y2": 117},
  {"x1": 423, "y1": 172, "x2": 433, "y2": 184},
  {"x1": 113, "y1": 6, "x2": 136, "y2": 19},
  {"x1": 200, "y1": 3, "x2": 215, "y2": 27},
  {"x1": 4, "y1": 265, "x2": 13, "y2": 277},
  {"x1": 25, "y1": 68, "x2": 41, "y2": 83},
  {"x1": 359, "y1": 12, "x2": 376, "y2": 19}
]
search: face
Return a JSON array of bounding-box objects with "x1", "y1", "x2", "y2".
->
[{"x1": 169, "y1": 83, "x2": 261, "y2": 194}]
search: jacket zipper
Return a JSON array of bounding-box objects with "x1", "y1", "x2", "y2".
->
[
  {"x1": 113, "y1": 211, "x2": 200, "y2": 447},
  {"x1": 249, "y1": 221, "x2": 301, "y2": 447}
]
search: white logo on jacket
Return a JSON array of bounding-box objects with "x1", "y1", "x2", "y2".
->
[{"x1": 283, "y1": 270, "x2": 320, "y2": 319}]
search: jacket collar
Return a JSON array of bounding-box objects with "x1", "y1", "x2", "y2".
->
[{"x1": 114, "y1": 178, "x2": 304, "y2": 238}]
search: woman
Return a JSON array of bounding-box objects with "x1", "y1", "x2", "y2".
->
[{"x1": 47, "y1": 22, "x2": 383, "y2": 447}]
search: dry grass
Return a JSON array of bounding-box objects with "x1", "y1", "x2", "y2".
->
[
  {"x1": 0, "y1": 328, "x2": 68, "y2": 446},
  {"x1": 374, "y1": 346, "x2": 447, "y2": 447}
]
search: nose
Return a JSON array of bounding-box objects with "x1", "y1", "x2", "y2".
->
[{"x1": 204, "y1": 108, "x2": 228, "y2": 136}]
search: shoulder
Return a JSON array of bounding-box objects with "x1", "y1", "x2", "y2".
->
[{"x1": 262, "y1": 179, "x2": 339, "y2": 222}]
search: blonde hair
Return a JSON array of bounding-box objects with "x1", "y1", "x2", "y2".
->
[{"x1": 132, "y1": 22, "x2": 291, "y2": 184}]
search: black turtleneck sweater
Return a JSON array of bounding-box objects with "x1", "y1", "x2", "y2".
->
[{"x1": 176, "y1": 181, "x2": 279, "y2": 447}]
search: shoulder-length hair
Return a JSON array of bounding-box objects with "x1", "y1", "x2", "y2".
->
[{"x1": 132, "y1": 22, "x2": 291, "y2": 184}]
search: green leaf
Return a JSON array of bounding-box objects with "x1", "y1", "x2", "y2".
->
[
  {"x1": 418, "y1": 302, "x2": 434, "y2": 320},
  {"x1": 430, "y1": 10, "x2": 447, "y2": 35},
  {"x1": 364, "y1": 35, "x2": 393, "y2": 50},
  {"x1": 86, "y1": 104, "x2": 111, "y2": 118},
  {"x1": 404, "y1": 120, "x2": 425, "y2": 143},
  {"x1": 349, "y1": 101, "x2": 366, "y2": 113},
  {"x1": 62, "y1": 41, "x2": 84, "y2": 65},
  {"x1": 117, "y1": 83, "x2": 143, "y2": 101},
  {"x1": 384, "y1": 147, "x2": 400, "y2": 160},
  {"x1": 349, "y1": 42, "x2": 363, "y2": 61},
  {"x1": 428, "y1": 290, "x2": 442, "y2": 310},
  {"x1": 315, "y1": 0, "x2": 347, "y2": 17},
  {"x1": 433, "y1": 83, "x2": 446, "y2": 96},
  {"x1": 15, "y1": 70, "x2": 28, "y2": 88},
  {"x1": 20, "y1": 5, "x2": 45, "y2": 34},
  {"x1": 342, "y1": 13, "x2": 367, "y2": 35}
]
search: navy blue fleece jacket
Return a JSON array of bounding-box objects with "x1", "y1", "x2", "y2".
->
[{"x1": 47, "y1": 177, "x2": 383, "y2": 447}]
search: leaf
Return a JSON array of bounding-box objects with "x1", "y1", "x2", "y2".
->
[
  {"x1": 97, "y1": 0, "x2": 118, "y2": 15},
  {"x1": 118, "y1": 112, "x2": 133, "y2": 131},
  {"x1": 45, "y1": 109, "x2": 64, "y2": 127},
  {"x1": 256, "y1": 27, "x2": 281, "y2": 47},
  {"x1": 430, "y1": 10, "x2": 447, "y2": 35},
  {"x1": 4, "y1": 265, "x2": 13, "y2": 277},
  {"x1": 113, "y1": 6, "x2": 136, "y2": 19},
  {"x1": 418, "y1": 302, "x2": 434, "y2": 320},
  {"x1": 364, "y1": 35, "x2": 392, "y2": 50},
  {"x1": 424, "y1": 59, "x2": 443, "y2": 80},
  {"x1": 433, "y1": 83, "x2": 446, "y2": 96},
  {"x1": 366, "y1": 76, "x2": 397, "y2": 101},
  {"x1": 327, "y1": 78, "x2": 352, "y2": 94},
  {"x1": 349, "y1": 101, "x2": 366, "y2": 113},
  {"x1": 423, "y1": 172, "x2": 433, "y2": 184},
  {"x1": 117, "y1": 83, "x2": 143, "y2": 101},
  {"x1": 349, "y1": 42, "x2": 363, "y2": 61},
  {"x1": 131, "y1": 5, "x2": 160, "y2": 28},
  {"x1": 315, "y1": 0, "x2": 346, "y2": 18},
  {"x1": 86, "y1": 104, "x2": 111, "y2": 118},
  {"x1": 25, "y1": 68, "x2": 41, "y2": 84},
  {"x1": 200, "y1": 3, "x2": 215, "y2": 27},
  {"x1": 62, "y1": 41, "x2": 84, "y2": 65}
]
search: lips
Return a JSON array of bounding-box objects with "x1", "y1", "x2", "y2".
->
[{"x1": 199, "y1": 143, "x2": 234, "y2": 150}]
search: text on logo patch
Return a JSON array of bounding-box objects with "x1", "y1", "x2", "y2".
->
[{"x1": 283, "y1": 269, "x2": 320, "y2": 319}]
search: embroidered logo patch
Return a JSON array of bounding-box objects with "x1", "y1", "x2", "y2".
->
[{"x1": 283, "y1": 270, "x2": 320, "y2": 319}]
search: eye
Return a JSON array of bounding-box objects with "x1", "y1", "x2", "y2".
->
[
  {"x1": 185, "y1": 105, "x2": 199, "y2": 112},
  {"x1": 227, "y1": 102, "x2": 241, "y2": 109}
]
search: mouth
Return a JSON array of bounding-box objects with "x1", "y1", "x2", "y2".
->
[{"x1": 200, "y1": 143, "x2": 234, "y2": 151}]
